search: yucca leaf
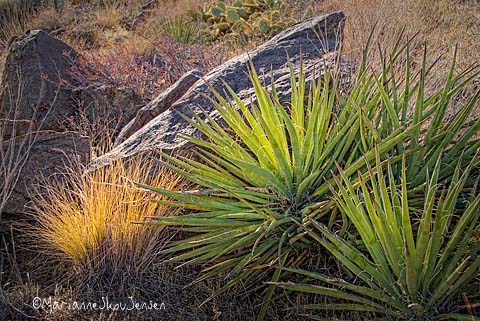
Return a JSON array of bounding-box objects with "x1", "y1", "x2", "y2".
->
[
  {"x1": 274, "y1": 282, "x2": 402, "y2": 317},
  {"x1": 257, "y1": 251, "x2": 289, "y2": 321},
  {"x1": 407, "y1": 45, "x2": 427, "y2": 179},
  {"x1": 279, "y1": 267, "x2": 410, "y2": 313},
  {"x1": 435, "y1": 192, "x2": 480, "y2": 280},
  {"x1": 435, "y1": 313, "x2": 480, "y2": 321},
  {"x1": 304, "y1": 218, "x2": 397, "y2": 295}
]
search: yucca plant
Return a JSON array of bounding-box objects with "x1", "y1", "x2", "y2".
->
[
  {"x1": 275, "y1": 152, "x2": 479, "y2": 320},
  {"x1": 142, "y1": 36, "x2": 480, "y2": 319},
  {"x1": 163, "y1": 16, "x2": 200, "y2": 44}
]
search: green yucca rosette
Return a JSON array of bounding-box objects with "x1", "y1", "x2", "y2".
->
[
  {"x1": 142, "y1": 36, "x2": 480, "y2": 320},
  {"x1": 276, "y1": 151, "x2": 480, "y2": 320}
]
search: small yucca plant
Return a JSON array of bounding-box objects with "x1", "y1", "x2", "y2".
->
[
  {"x1": 275, "y1": 152, "x2": 479, "y2": 320},
  {"x1": 163, "y1": 16, "x2": 199, "y2": 44},
  {"x1": 143, "y1": 37, "x2": 479, "y2": 319}
]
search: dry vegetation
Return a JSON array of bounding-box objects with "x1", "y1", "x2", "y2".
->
[
  {"x1": 316, "y1": 0, "x2": 480, "y2": 73},
  {"x1": 32, "y1": 155, "x2": 183, "y2": 271},
  {"x1": 0, "y1": 0, "x2": 479, "y2": 320},
  {"x1": 2, "y1": 0, "x2": 478, "y2": 99},
  {"x1": 310, "y1": 0, "x2": 480, "y2": 121}
]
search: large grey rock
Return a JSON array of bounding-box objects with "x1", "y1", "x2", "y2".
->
[
  {"x1": 115, "y1": 69, "x2": 204, "y2": 145},
  {"x1": 94, "y1": 11, "x2": 345, "y2": 167},
  {"x1": 0, "y1": 30, "x2": 80, "y2": 132},
  {"x1": 0, "y1": 131, "x2": 90, "y2": 215}
]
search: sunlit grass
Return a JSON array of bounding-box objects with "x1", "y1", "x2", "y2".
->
[{"x1": 33, "y1": 155, "x2": 184, "y2": 271}]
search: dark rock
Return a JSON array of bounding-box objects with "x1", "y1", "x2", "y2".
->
[
  {"x1": 0, "y1": 131, "x2": 90, "y2": 215},
  {"x1": 0, "y1": 30, "x2": 79, "y2": 133},
  {"x1": 0, "y1": 119, "x2": 37, "y2": 140},
  {"x1": 93, "y1": 11, "x2": 345, "y2": 167},
  {"x1": 115, "y1": 69, "x2": 204, "y2": 145},
  {"x1": 0, "y1": 30, "x2": 94, "y2": 216},
  {"x1": 77, "y1": 85, "x2": 146, "y2": 137},
  {"x1": 0, "y1": 29, "x2": 146, "y2": 144},
  {"x1": 0, "y1": 31, "x2": 147, "y2": 216}
]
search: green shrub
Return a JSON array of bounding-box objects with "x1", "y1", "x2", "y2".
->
[
  {"x1": 142, "y1": 38, "x2": 480, "y2": 320},
  {"x1": 162, "y1": 16, "x2": 200, "y2": 44},
  {"x1": 276, "y1": 152, "x2": 479, "y2": 320}
]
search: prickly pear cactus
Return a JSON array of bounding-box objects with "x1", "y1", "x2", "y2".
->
[{"x1": 196, "y1": 0, "x2": 296, "y2": 44}]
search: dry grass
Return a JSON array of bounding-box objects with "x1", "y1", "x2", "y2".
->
[
  {"x1": 307, "y1": 0, "x2": 480, "y2": 119},
  {"x1": 312, "y1": 0, "x2": 480, "y2": 69},
  {"x1": 155, "y1": 0, "x2": 205, "y2": 20},
  {"x1": 137, "y1": 0, "x2": 206, "y2": 39},
  {"x1": 31, "y1": 155, "x2": 184, "y2": 273},
  {"x1": 0, "y1": 0, "x2": 37, "y2": 45},
  {"x1": 94, "y1": 2, "x2": 123, "y2": 30}
]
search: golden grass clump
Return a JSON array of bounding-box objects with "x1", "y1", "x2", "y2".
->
[{"x1": 33, "y1": 155, "x2": 183, "y2": 272}]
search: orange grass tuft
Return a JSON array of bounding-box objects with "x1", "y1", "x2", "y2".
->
[{"x1": 32, "y1": 155, "x2": 184, "y2": 272}]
